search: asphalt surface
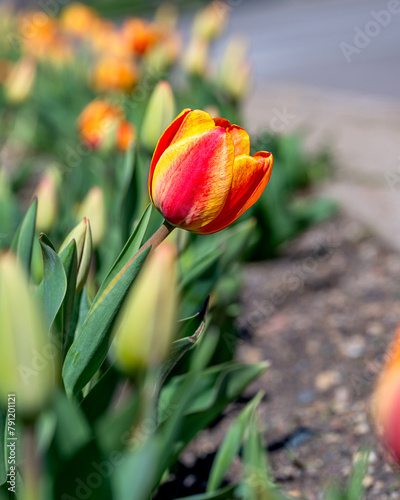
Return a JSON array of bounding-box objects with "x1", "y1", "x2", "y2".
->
[{"x1": 213, "y1": 0, "x2": 400, "y2": 100}]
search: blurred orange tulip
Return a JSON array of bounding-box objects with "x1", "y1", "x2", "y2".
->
[
  {"x1": 372, "y1": 325, "x2": 400, "y2": 464},
  {"x1": 60, "y1": 2, "x2": 98, "y2": 38},
  {"x1": 117, "y1": 120, "x2": 136, "y2": 152},
  {"x1": 121, "y1": 18, "x2": 161, "y2": 56},
  {"x1": 78, "y1": 99, "x2": 134, "y2": 153},
  {"x1": 18, "y1": 11, "x2": 73, "y2": 66},
  {"x1": 149, "y1": 109, "x2": 273, "y2": 234},
  {"x1": 78, "y1": 99, "x2": 123, "y2": 150},
  {"x1": 92, "y1": 56, "x2": 138, "y2": 94}
]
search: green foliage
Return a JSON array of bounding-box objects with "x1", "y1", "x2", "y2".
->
[{"x1": 0, "y1": 3, "x2": 343, "y2": 498}]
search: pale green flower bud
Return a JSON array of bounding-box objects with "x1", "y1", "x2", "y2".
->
[
  {"x1": 0, "y1": 253, "x2": 57, "y2": 418},
  {"x1": 112, "y1": 242, "x2": 177, "y2": 373},
  {"x1": 77, "y1": 187, "x2": 105, "y2": 247},
  {"x1": 140, "y1": 81, "x2": 176, "y2": 151},
  {"x1": 59, "y1": 218, "x2": 92, "y2": 292}
]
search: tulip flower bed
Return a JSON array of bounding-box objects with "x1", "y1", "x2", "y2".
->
[{"x1": 0, "y1": 2, "x2": 370, "y2": 500}]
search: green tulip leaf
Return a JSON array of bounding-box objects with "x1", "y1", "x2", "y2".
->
[
  {"x1": 52, "y1": 391, "x2": 91, "y2": 459},
  {"x1": 159, "y1": 362, "x2": 268, "y2": 466},
  {"x1": 11, "y1": 197, "x2": 37, "y2": 274},
  {"x1": 112, "y1": 438, "x2": 160, "y2": 500},
  {"x1": 62, "y1": 208, "x2": 152, "y2": 396},
  {"x1": 207, "y1": 392, "x2": 264, "y2": 492},
  {"x1": 39, "y1": 235, "x2": 67, "y2": 331},
  {"x1": 53, "y1": 440, "x2": 112, "y2": 500},
  {"x1": 177, "y1": 484, "x2": 239, "y2": 500},
  {"x1": 94, "y1": 204, "x2": 151, "y2": 301},
  {"x1": 159, "y1": 296, "x2": 210, "y2": 386},
  {"x1": 241, "y1": 412, "x2": 278, "y2": 500},
  {"x1": 80, "y1": 365, "x2": 121, "y2": 425},
  {"x1": 56, "y1": 239, "x2": 78, "y2": 357},
  {"x1": 95, "y1": 390, "x2": 140, "y2": 454}
]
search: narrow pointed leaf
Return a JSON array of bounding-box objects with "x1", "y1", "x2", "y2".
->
[
  {"x1": 39, "y1": 235, "x2": 67, "y2": 330},
  {"x1": 11, "y1": 198, "x2": 37, "y2": 273},
  {"x1": 57, "y1": 240, "x2": 78, "y2": 357},
  {"x1": 159, "y1": 362, "x2": 268, "y2": 465},
  {"x1": 95, "y1": 204, "x2": 151, "y2": 301},
  {"x1": 207, "y1": 392, "x2": 264, "y2": 492},
  {"x1": 62, "y1": 209, "x2": 153, "y2": 396},
  {"x1": 177, "y1": 484, "x2": 239, "y2": 500},
  {"x1": 159, "y1": 297, "x2": 210, "y2": 385},
  {"x1": 62, "y1": 247, "x2": 150, "y2": 396}
]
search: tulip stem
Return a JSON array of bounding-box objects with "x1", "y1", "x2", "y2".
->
[
  {"x1": 136, "y1": 220, "x2": 175, "y2": 258},
  {"x1": 92, "y1": 221, "x2": 174, "y2": 312},
  {"x1": 23, "y1": 424, "x2": 41, "y2": 500}
]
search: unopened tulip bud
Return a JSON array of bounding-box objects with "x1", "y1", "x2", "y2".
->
[
  {"x1": 144, "y1": 32, "x2": 181, "y2": 73},
  {"x1": 141, "y1": 81, "x2": 176, "y2": 151},
  {"x1": 154, "y1": 3, "x2": 179, "y2": 31},
  {"x1": 372, "y1": 325, "x2": 400, "y2": 464},
  {"x1": 192, "y1": 1, "x2": 229, "y2": 41},
  {"x1": 112, "y1": 242, "x2": 177, "y2": 373},
  {"x1": 182, "y1": 36, "x2": 209, "y2": 77},
  {"x1": 34, "y1": 168, "x2": 59, "y2": 232},
  {"x1": 218, "y1": 37, "x2": 252, "y2": 100},
  {"x1": 77, "y1": 187, "x2": 105, "y2": 247},
  {"x1": 4, "y1": 57, "x2": 36, "y2": 104},
  {"x1": 59, "y1": 218, "x2": 92, "y2": 292},
  {"x1": 0, "y1": 253, "x2": 57, "y2": 418}
]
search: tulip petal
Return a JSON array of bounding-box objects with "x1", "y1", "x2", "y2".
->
[
  {"x1": 196, "y1": 151, "x2": 273, "y2": 234},
  {"x1": 149, "y1": 109, "x2": 217, "y2": 202},
  {"x1": 149, "y1": 108, "x2": 192, "y2": 201},
  {"x1": 227, "y1": 125, "x2": 250, "y2": 156},
  {"x1": 213, "y1": 118, "x2": 250, "y2": 157},
  {"x1": 151, "y1": 127, "x2": 234, "y2": 230},
  {"x1": 213, "y1": 117, "x2": 230, "y2": 129}
]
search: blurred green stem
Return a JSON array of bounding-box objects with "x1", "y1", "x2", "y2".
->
[{"x1": 23, "y1": 425, "x2": 40, "y2": 500}]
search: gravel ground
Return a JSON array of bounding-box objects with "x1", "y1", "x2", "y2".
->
[{"x1": 176, "y1": 215, "x2": 400, "y2": 499}]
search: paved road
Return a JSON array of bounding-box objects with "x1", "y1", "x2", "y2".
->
[{"x1": 213, "y1": 0, "x2": 400, "y2": 100}]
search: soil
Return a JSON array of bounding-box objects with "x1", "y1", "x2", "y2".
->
[{"x1": 159, "y1": 214, "x2": 400, "y2": 499}]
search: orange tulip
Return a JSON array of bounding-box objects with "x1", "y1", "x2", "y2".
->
[
  {"x1": 60, "y1": 2, "x2": 98, "y2": 38},
  {"x1": 372, "y1": 325, "x2": 400, "y2": 464},
  {"x1": 78, "y1": 99, "x2": 123, "y2": 150},
  {"x1": 121, "y1": 18, "x2": 161, "y2": 56},
  {"x1": 149, "y1": 109, "x2": 273, "y2": 234},
  {"x1": 78, "y1": 99, "x2": 135, "y2": 153},
  {"x1": 18, "y1": 12, "x2": 73, "y2": 65},
  {"x1": 117, "y1": 120, "x2": 136, "y2": 152},
  {"x1": 92, "y1": 56, "x2": 138, "y2": 94}
]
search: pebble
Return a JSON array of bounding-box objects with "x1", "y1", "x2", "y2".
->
[
  {"x1": 341, "y1": 335, "x2": 366, "y2": 358},
  {"x1": 315, "y1": 370, "x2": 342, "y2": 391},
  {"x1": 363, "y1": 474, "x2": 374, "y2": 488},
  {"x1": 367, "y1": 322, "x2": 384, "y2": 336}
]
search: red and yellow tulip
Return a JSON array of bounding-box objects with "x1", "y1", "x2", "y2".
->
[
  {"x1": 149, "y1": 109, "x2": 273, "y2": 234},
  {"x1": 372, "y1": 325, "x2": 400, "y2": 464}
]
